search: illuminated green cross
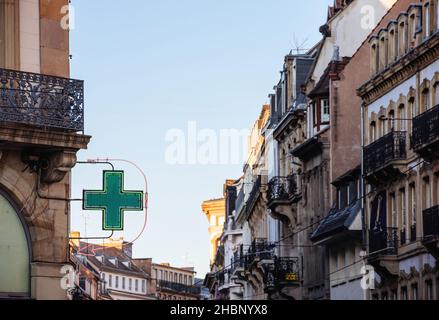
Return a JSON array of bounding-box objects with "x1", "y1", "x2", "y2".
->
[{"x1": 83, "y1": 171, "x2": 144, "y2": 231}]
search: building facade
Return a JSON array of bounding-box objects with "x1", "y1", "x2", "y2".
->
[
  {"x1": 201, "y1": 0, "x2": 439, "y2": 301},
  {"x1": 0, "y1": 0, "x2": 90, "y2": 300},
  {"x1": 152, "y1": 263, "x2": 200, "y2": 300},
  {"x1": 70, "y1": 233, "x2": 156, "y2": 300},
  {"x1": 358, "y1": 0, "x2": 439, "y2": 300}
]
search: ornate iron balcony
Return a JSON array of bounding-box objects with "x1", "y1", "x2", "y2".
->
[
  {"x1": 265, "y1": 257, "x2": 300, "y2": 290},
  {"x1": 245, "y1": 239, "x2": 275, "y2": 269},
  {"x1": 267, "y1": 175, "x2": 299, "y2": 203},
  {"x1": 412, "y1": 104, "x2": 439, "y2": 153},
  {"x1": 157, "y1": 280, "x2": 200, "y2": 295},
  {"x1": 0, "y1": 68, "x2": 84, "y2": 131},
  {"x1": 230, "y1": 245, "x2": 244, "y2": 275},
  {"x1": 246, "y1": 176, "x2": 262, "y2": 213},
  {"x1": 364, "y1": 131, "x2": 407, "y2": 176},
  {"x1": 423, "y1": 205, "x2": 439, "y2": 237},
  {"x1": 369, "y1": 227, "x2": 399, "y2": 256}
]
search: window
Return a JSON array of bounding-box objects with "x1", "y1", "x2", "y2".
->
[
  {"x1": 390, "y1": 193, "x2": 397, "y2": 228},
  {"x1": 408, "y1": 14, "x2": 416, "y2": 46},
  {"x1": 370, "y1": 122, "x2": 376, "y2": 143},
  {"x1": 389, "y1": 29, "x2": 396, "y2": 62},
  {"x1": 422, "y1": 89, "x2": 431, "y2": 112},
  {"x1": 399, "y1": 22, "x2": 407, "y2": 56},
  {"x1": 321, "y1": 99, "x2": 330, "y2": 123},
  {"x1": 102, "y1": 273, "x2": 106, "y2": 282},
  {"x1": 409, "y1": 99, "x2": 417, "y2": 118},
  {"x1": 379, "y1": 35, "x2": 388, "y2": 69},
  {"x1": 391, "y1": 289, "x2": 398, "y2": 300},
  {"x1": 425, "y1": 3, "x2": 431, "y2": 37},
  {"x1": 184, "y1": 275, "x2": 188, "y2": 285},
  {"x1": 424, "y1": 177, "x2": 432, "y2": 210},
  {"x1": 388, "y1": 110, "x2": 395, "y2": 132},
  {"x1": 435, "y1": 85, "x2": 439, "y2": 106},
  {"x1": 115, "y1": 276, "x2": 119, "y2": 289},
  {"x1": 0, "y1": 192, "x2": 31, "y2": 297},
  {"x1": 399, "y1": 105, "x2": 407, "y2": 130},
  {"x1": 426, "y1": 280, "x2": 434, "y2": 300},
  {"x1": 371, "y1": 43, "x2": 378, "y2": 74},
  {"x1": 129, "y1": 278, "x2": 132, "y2": 291},
  {"x1": 109, "y1": 275, "x2": 112, "y2": 287},
  {"x1": 122, "y1": 277, "x2": 126, "y2": 290},
  {"x1": 409, "y1": 184, "x2": 416, "y2": 228},
  {"x1": 142, "y1": 280, "x2": 146, "y2": 293},
  {"x1": 437, "y1": 0, "x2": 439, "y2": 30},
  {"x1": 400, "y1": 188, "x2": 407, "y2": 230},
  {"x1": 135, "y1": 279, "x2": 139, "y2": 292},
  {"x1": 411, "y1": 283, "x2": 418, "y2": 300},
  {"x1": 401, "y1": 286, "x2": 408, "y2": 300}
]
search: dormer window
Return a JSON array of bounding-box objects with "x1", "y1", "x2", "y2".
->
[
  {"x1": 321, "y1": 99, "x2": 330, "y2": 123},
  {"x1": 398, "y1": 20, "x2": 407, "y2": 56},
  {"x1": 379, "y1": 31, "x2": 388, "y2": 70},
  {"x1": 425, "y1": 2, "x2": 431, "y2": 37}
]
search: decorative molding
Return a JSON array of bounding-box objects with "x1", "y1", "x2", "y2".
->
[{"x1": 358, "y1": 33, "x2": 439, "y2": 105}]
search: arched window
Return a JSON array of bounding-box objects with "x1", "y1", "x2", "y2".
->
[
  {"x1": 422, "y1": 88, "x2": 431, "y2": 113},
  {"x1": 0, "y1": 191, "x2": 31, "y2": 298},
  {"x1": 388, "y1": 110, "x2": 395, "y2": 132},
  {"x1": 398, "y1": 21, "x2": 407, "y2": 56}
]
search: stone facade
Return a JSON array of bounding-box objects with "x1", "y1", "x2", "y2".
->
[{"x1": 0, "y1": 0, "x2": 90, "y2": 299}]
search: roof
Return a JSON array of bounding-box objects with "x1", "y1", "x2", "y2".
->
[
  {"x1": 73, "y1": 241, "x2": 148, "y2": 278},
  {"x1": 311, "y1": 200, "x2": 361, "y2": 243}
]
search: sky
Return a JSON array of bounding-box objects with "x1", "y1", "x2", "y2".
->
[{"x1": 69, "y1": 0, "x2": 333, "y2": 278}]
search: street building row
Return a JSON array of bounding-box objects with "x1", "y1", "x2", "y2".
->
[{"x1": 203, "y1": 0, "x2": 439, "y2": 300}]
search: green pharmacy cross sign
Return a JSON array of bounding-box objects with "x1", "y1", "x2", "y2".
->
[{"x1": 83, "y1": 171, "x2": 144, "y2": 231}]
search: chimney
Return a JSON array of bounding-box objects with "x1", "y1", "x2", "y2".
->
[{"x1": 123, "y1": 242, "x2": 133, "y2": 258}]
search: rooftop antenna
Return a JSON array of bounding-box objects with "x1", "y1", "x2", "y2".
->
[{"x1": 290, "y1": 33, "x2": 309, "y2": 55}]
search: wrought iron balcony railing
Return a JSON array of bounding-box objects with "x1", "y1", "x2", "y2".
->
[
  {"x1": 230, "y1": 245, "x2": 244, "y2": 275},
  {"x1": 267, "y1": 175, "x2": 299, "y2": 203},
  {"x1": 246, "y1": 176, "x2": 262, "y2": 213},
  {"x1": 412, "y1": 104, "x2": 439, "y2": 152},
  {"x1": 157, "y1": 280, "x2": 200, "y2": 295},
  {"x1": 245, "y1": 239, "x2": 275, "y2": 269},
  {"x1": 265, "y1": 257, "x2": 300, "y2": 290},
  {"x1": 423, "y1": 205, "x2": 439, "y2": 237},
  {"x1": 364, "y1": 131, "x2": 407, "y2": 176},
  {"x1": 0, "y1": 68, "x2": 84, "y2": 131},
  {"x1": 369, "y1": 227, "x2": 399, "y2": 256},
  {"x1": 235, "y1": 187, "x2": 245, "y2": 215}
]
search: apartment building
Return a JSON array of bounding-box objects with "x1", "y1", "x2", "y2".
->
[
  {"x1": 0, "y1": 0, "x2": 90, "y2": 299},
  {"x1": 152, "y1": 263, "x2": 200, "y2": 300}
]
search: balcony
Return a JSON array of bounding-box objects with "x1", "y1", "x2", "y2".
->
[
  {"x1": 412, "y1": 104, "x2": 439, "y2": 159},
  {"x1": 230, "y1": 245, "x2": 245, "y2": 279},
  {"x1": 368, "y1": 228, "x2": 399, "y2": 278},
  {"x1": 422, "y1": 206, "x2": 439, "y2": 260},
  {"x1": 157, "y1": 280, "x2": 201, "y2": 296},
  {"x1": 267, "y1": 175, "x2": 300, "y2": 225},
  {"x1": 0, "y1": 68, "x2": 84, "y2": 132},
  {"x1": 264, "y1": 257, "x2": 300, "y2": 294},
  {"x1": 363, "y1": 131, "x2": 407, "y2": 184},
  {"x1": 245, "y1": 239, "x2": 275, "y2": 270},
  {"x1": 245, "y1": 176, "x2": 262, "y2": 215}
]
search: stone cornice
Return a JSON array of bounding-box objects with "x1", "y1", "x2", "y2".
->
[
  {"x1": 357, "y1": 32, "x2": 439, "y2": 105},
  {"x1": 0, "y1": 125, "x2": 91, "y2": 151}
]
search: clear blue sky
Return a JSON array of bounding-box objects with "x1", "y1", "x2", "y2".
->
[{"x1": 69, "y1": 0, "x2": 333, "y2": 277}]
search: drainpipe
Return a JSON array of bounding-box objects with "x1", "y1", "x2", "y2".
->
[{"x1": 360, "y1": 102, "x2": 370, "y2": 301}]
